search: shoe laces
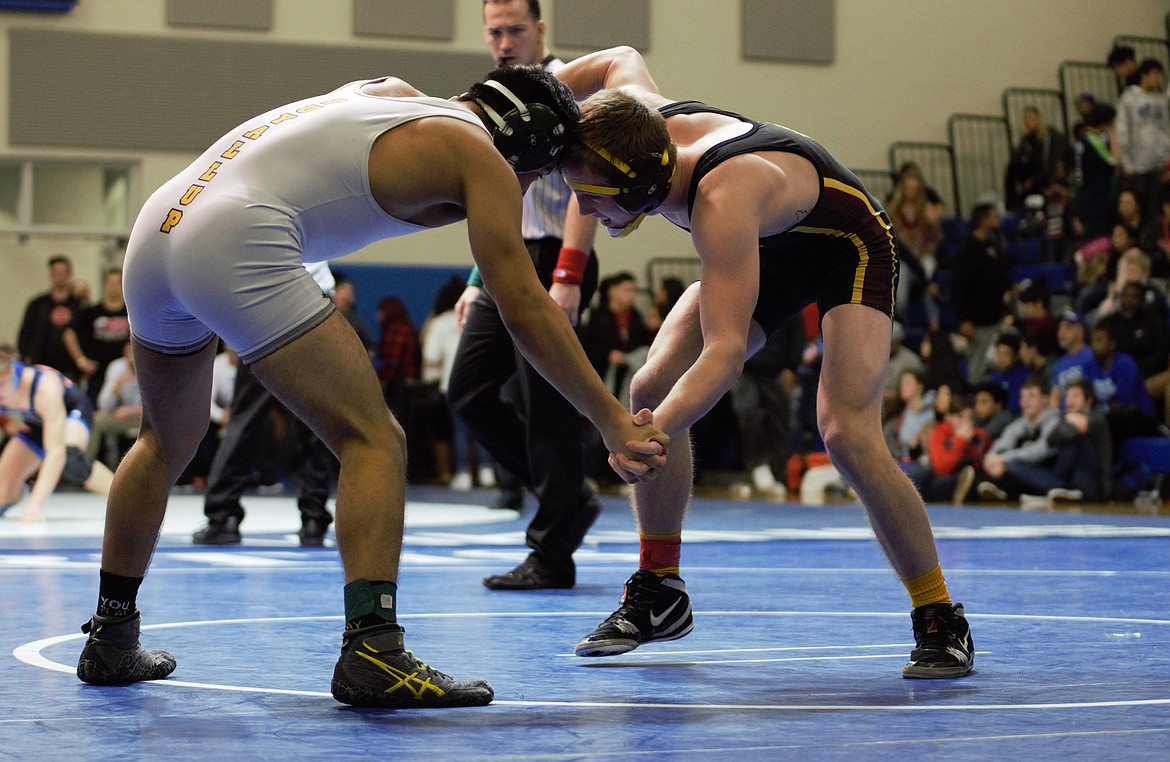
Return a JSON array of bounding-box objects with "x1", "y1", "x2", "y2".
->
[
  {"x1": 611, "y1": 573, "x2": 664, "y2": 616},
  {"x1": 913, "y1": 607, "x2": 956, "y2": 651}
]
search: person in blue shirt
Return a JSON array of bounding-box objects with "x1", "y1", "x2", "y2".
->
[
  {"x1": 1086, "y1": 323, "x2": 1159, "y2": 446},
  {"x1": 1050, "y1": 310, "x2": 1095, "y2": 395},
  {"x1": 985, "y1": 332, "x2": 1031, "y2": 415}
]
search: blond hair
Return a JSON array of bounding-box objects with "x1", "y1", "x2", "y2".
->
[{"x1": 565, "y1": 90, "x2": 675, "y2": 180}]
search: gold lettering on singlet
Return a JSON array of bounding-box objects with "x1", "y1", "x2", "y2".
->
[
  {"x1": 220, "y1": 140, "x2": 246, "y2": 159},
  {"x1": 179, "y1": 185, "x2": 204, "y2": 205},
  {"x1": 160, "y1": 208, "x2": 183, "y2": 234},
  {"x1": 199, "y1": 162, "x2": 222, "y2": 182},
  {"x1": 159, "y1": 94, "x2": 348, "y2": 234}
]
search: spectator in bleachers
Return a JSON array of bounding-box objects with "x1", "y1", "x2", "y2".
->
[
  {"x1": 1116, "y1": 59, "x2": 1170, "y2": 220},
  {"x1": 1087, "y1": 323, "x2": 1159, "y2": 445},
  {"x1": 581, "y1": 272, "x2": 654, "y2": 488},
  {"x1": 85, "y1": 340, "x2": 140, "y2": 471},
  {"x1": 61, "y1": 268, "x2": 130, "y2": 407},
  {"x1": 1074, "y1": 223, "x2": 1139, "y2": 310},
  {"x1": 792, "y1": 320, "x2": 825, "y2": 454},
  {"x1": 1051, "y1": 310, "x2": 1096, "y2": 393},
  {"x1": 1017, "y1": 282, "x2": 1058, "y2": 359},
  {"x1": 16, "y1": 254, "x2": 84, "y2": 380},
  {"x1": 883, "y1": 321, "x2": 924, "y2": 409},
  {"x1": 335, "y1": 274, "x2": 377, "y2": 358},
  {"x1": 951, "y1": 202, "x2": 1014, "y2": 385},
  {"x1": 581, "y1": 272, "x2": 653, "y2": 404},
  {"x1": 1116, "y1": 189, "x2": 1145, "y2": 234},
  {"x1": 729, "y1": 316, "x2": 803, "y2": 500},
  {"x1": 1070, "y1": 103, "x2": 1119, "y2": 241},
  {"x1": 889, "y1": 162, "x2": 946, "y2": 219},
  {"x1": 919, "y1": 327, "x2": 967, "y2": 396},
  {"x1": 986, "y1": 332, "x2": 1030, "y2": 415},
  {"x1": 884, "y1": 370, "x2": 936, "y2": 466},
  {"x1": 1045, "y1": 380, "x2": 1112, "y2": 503},
  {"x1": 1107, "y1": 45, "x2": 1140, "y2": 92},
  {"x1": 1081, "y1": 247, "x2": 1170, "y2": 323},
  {"x1": 1004, "y1": 106, "x2": 1070, "y2": 213},
  {"x1": 973, "y1": 381, "x2": 1014, "y2": 441},
  {"x1": 1039, "y1": 180, "x2": 1075, "y2": 263},
  {"x1": 1138, "y1": 180, "x2": 1170, "y2": 276},
  {"x1": 889, "y1": 174, "x2": 944, "y2": 330},
  {"x1": 976, "y1": 379, "x2": 1062, "y2": 502},
  {"x1": 374, "y1": 294, "x2": 420, "y2": 417},
  {"x1": 1096, "y1": 281, "x2": 1170, "y2": 384},
  {"x1": 909, "y1": 394, "x2": 990, "y2": 506},
  {"x1": 1020, "y1": 329, "x2": 1056, "y2": 385},
  {"x1": 645, "y1": 276, "x2": 686, "y2": 335},
  {"x1": 420, "y1": 276, "x2": 495, "y2": 492},
  {"x1": 1071, "y1": 93, "x2": 1096, "y2": 142}
]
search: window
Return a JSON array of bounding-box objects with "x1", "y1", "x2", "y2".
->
[{"x1": 0, "y1": 158, "x2": 137, "y2": 234}]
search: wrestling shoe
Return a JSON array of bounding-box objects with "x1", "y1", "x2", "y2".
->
[
  {"x1": 902, "y1": 602, "x2": 975, "y2": 679},
  {"x1": 330, "y1": 624, "x2": 494, "y2": 708},
  {"x1": 76, "y1": 611, "x2": 177, "y2": 685},
  {"x1": 575, "y1": 570, "x2": 693, "y2": 656}
]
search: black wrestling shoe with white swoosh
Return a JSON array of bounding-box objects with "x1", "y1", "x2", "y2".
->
[
  {"x1": 902, "y1": 602, "x2": 975, "y2": 679},
  {"x1": 575, "y1": 570, "x2": 693, "y2": 656}
]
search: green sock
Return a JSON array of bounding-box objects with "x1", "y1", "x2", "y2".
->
[{"x1": 343, "y1": 579, "x2": 398, "y2": 631}]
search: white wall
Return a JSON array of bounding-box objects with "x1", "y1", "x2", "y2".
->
[{"x1": 2, "y1": 0, "x2": 1168, "y2": 343}]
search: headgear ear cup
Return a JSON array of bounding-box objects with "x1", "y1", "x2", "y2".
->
[
  {"x1": 612, "y1": 150, "x2": 675, "y2": 214},
  {"x1": 566, "y1": 142, "x2": 675, "y2": 214},
  {"x1": 476, "y1": 79, "x2": 567, "y2": 172}
]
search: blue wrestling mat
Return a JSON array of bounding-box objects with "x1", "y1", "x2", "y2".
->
[{"x1": 1, "y1": 488, "x2": 1168, "y2": 760}]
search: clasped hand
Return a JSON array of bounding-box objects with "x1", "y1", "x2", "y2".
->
[{"x1": 606, "y1": 408, "x2": 669, "y2": 484}]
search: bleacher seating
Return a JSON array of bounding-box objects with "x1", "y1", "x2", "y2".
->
[
  {"x1": 948, "y1": 114, "x2": 1012, "y2": 219},
  {"x1": 1002, "y1": 87, "x2": 1068, "y2": 144},
  {"x1": 646, "y1": 257, "x2": 701, "y2": 293},
  {"x1": 1115, "y1": 34, "x2": 1170, "y2": 73},
  {"x1": 1059, "y1": 60, "x2": 1117, "y2": 130},
  {"x1": 852, "y1": 169, "x2": 893, "y2": 204}
]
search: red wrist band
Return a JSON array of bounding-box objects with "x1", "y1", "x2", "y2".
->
[{"x1": 552, "y1": 247, "x2": 588, "y2": 285}]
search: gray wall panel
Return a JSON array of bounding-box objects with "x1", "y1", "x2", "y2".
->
[
  {"x1": 354, "y1": 0, "x2": 455, "y2": 41},
  {"x1": 554, "y1": 0, "x2": 650, "y2": 52},
  {"x1": 9, "y1": 29, "x2": 491, "y2": 152},
  {"x1": 741, "y1": 0, "x2": 834, "y2": 64},
  {"x1": 166, "y1": 0, "x2": 273, "y2": 31}
]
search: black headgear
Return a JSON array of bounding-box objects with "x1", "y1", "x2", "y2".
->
[
  {"x1": 564, "y1": 142, "x2": 675, "y2": 237},
  {"x1": 476, "y1": 79, "x2": 567, "y2": 173},
  {"x1": 564, "y1": 142, "x2": 674, "y2": 214}
]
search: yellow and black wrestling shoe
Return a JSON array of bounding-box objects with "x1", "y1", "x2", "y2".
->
[{"x1": 331, "y1": 624, "x2": 494, "y2": 708}]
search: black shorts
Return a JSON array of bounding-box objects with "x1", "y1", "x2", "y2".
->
[{"x1": 750, "y1": 181, "x2": 899, "y2": 333}]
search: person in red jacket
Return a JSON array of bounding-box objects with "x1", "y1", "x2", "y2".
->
[{"x1": 905, "y1": 394, "x2": 991, "y2": 505}]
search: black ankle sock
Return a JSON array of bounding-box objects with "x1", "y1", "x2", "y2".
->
[{"x1": 97, "y1": 570, "x2": 143, "y2": 618}]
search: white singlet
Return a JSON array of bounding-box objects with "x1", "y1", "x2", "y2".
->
[{"x1": 123, "y1": 79, "x2": 487, "y2": 364}]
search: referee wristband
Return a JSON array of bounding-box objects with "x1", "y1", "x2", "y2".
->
[{"x1": 552, "y1": 247, "x2": 588, "y2": 285}]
